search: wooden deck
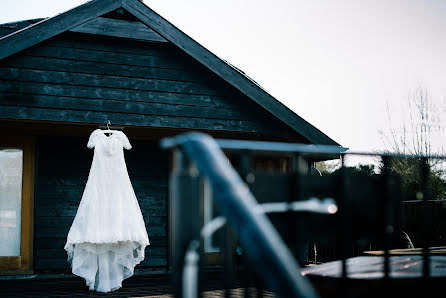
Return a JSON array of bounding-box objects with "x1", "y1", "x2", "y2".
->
[
  {"x1": 3, "y1": 257, "x2": 446, "y2": 297},
  {"x1": 0, "y1": 273, "x2": 276, "y2": 298}
]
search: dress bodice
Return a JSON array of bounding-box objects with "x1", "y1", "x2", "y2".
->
[{"x1": 88, "y1": 129, "x2": 132, "y2": 152}]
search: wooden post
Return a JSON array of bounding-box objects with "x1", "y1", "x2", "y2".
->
[{"x1": 170, "y1": 149, "x2": 201, "y2": 297}]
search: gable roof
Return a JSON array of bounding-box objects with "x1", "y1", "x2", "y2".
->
[
  {"x1": 0, "y1": 0, "x2": 340, "y2": 146},
  {"x1": 0, "y1": 18, "x2": 45, "y2": 38}
]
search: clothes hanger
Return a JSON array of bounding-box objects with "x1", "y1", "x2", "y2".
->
[
  {"x1": 106, "y1": 120, "x2": 113, "y2": 136},
  {"x1": 98, "y1": 120, "x2": 125, "y2": 134},
  {"x1": 103, "y1": 120, "x2": 116, "y2": 136}
]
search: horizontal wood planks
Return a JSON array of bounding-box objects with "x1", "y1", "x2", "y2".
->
[
  {"x1": 0, "y1": 32, "x2": 290, "y2": 136},
  {"x1": 0, "y1": 106, "x2": 270, "y2": 133},
  {"x1": 34, "y1": 136, "x2": 169, "y2": 271},
  {"x1": 69, "y1": 17, "x2": 167, "y2": 42}
]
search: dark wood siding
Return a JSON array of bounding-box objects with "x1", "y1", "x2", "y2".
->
[
  {"x1": 34, "y1": 136, "x2": 168, "y2": 271},
  {"x1": 0, "y1": 31, "x2": 296, "y2": 138}
]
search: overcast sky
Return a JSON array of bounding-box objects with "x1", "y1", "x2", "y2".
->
[{"x1": 1, "y1": 0, "x2": 446, "y2": 154}]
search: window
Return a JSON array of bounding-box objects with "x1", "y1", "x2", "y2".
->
[{"x1": 0, "y1": 137, "x2": 34, "y2": 273}]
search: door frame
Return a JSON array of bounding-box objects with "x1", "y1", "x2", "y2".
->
[{"x1": 0, "y1": 136, "x2": 35, "y2": 275}]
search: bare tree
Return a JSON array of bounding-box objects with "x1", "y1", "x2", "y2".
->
[
  {"x1": 379, "y1": 84, "x2": 446, "y2": 200},
  {"x1": 379, "y1": 84, "x2": 445, "y2": 159}
]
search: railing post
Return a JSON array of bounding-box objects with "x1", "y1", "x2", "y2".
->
[
  {"x1": 337, "y1": 155, "x2": 348, "y2": 280},
  {"x1": 290, "y1": 154, "x2": 306, "y2": 264},
  {"x1": 222, "y1": 224, "x2": 237, "y2": 298},
  {"x1": 380, "y1": 156, "x2": 391, "y2": 280},
  {"x1": 170, "y1": 149, "x2": 201, "y2": 298},
  {"x1": 238, "y1": 152, "x2": 255, "y2": 298},
  {"x1": 420, "y1": 157, "x2": 430, "y2": 278}
]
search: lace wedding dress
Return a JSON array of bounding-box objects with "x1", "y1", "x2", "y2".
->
[{"x1": 64, "y1": 129, "x2": 150, "y2": 293}]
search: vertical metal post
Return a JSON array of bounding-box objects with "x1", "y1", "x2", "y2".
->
[
  {"x1": 223, "y1": 224, "x2": 236, "y2": 298},
  {"x1": 420, "y1": 157, "x2": 430, "y2": 278},
  {"x1": 290, "y1": 155, "x2": 305, "y2": 264},
  {"x1": 381, "y1": 156, "x2": 390, "y2": 279},
  {"x1": 170, "y1": 149, "x2": 201, "y2": 298},
  {"x1": 339, "y1": 155, "x2": 348, "y2": 280},
  {"x1": 237, "y1": 152, "x2": 253, "y2": 298},
  {"x1": 243, "y1": 254, "x2": 252, "y2": 298}
]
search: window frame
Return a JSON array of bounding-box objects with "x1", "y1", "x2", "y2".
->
[{"x1": 0, "y1": 136, "x2": 35, "y2": 274}]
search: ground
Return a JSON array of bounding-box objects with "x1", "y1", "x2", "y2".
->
[{"x1": 0, "y1": 273, "x2": 276, "y2": 298}]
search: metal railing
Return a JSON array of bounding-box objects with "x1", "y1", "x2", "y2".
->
[
  {"x1": 161, "y1": 132, "x2": 445, "y2": 297},
  {"x1": 162, "y1": 132, "x2": 334, "y2": 297}
]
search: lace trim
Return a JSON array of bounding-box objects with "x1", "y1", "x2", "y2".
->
[{"x1": 65, "y1": 241, "x2": 148, "y2": 293}]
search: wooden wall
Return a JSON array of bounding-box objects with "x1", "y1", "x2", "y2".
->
[
  {"x1": 0, "y1": 31, "x2": 299, "y2": 140},
  {"x1": 34, "y1": 135, "x2": 168, "y2": 272}
]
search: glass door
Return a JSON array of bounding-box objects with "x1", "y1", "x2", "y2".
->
[
  {"x1": 0, "y1": 148, "x2": 23, "y2": 257},
  {"x1": 0, "y1": 137, "x2": 34, "y2": 273}
]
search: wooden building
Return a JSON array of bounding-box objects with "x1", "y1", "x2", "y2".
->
[{"x1": 0, "y1": 0, "x2": 339, "y2": 276}]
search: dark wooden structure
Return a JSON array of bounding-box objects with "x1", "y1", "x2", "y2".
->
[{"x1": 0, "y1": 0, "x2": 339, "y2": 276}]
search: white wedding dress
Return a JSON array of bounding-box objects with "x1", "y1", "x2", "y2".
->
[{"x1": 64, "y1": 129, "x2": 150, "y2": 293}]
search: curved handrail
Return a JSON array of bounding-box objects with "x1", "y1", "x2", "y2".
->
[{"x1": 161, "y1": 132, "x2": 318, "y2": 298}]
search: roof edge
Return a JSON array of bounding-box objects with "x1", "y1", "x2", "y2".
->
[{"x1": 0, "y1": 0, "x2": 122, "y2": 60}]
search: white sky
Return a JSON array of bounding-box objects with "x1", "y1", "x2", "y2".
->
[{"x1": 1, "y1": 0, "x2": 446, "y2": 153}]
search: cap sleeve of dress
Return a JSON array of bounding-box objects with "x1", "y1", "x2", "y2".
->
[
  {"x1": 87, "y1": 129, "x2": 101, "y2": 149},
  {"x1": 119, "y1": 132, "x2": 132, "y2": 150}
]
